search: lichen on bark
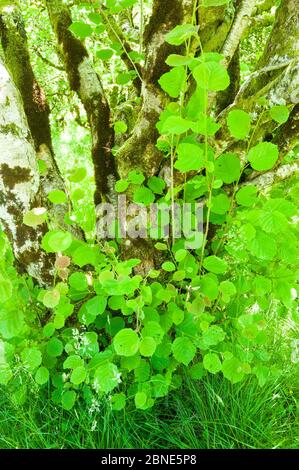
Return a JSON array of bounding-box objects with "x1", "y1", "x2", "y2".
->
[
  {"x1": 0, "y1": 59, "x2": 54, "y2": 285},
  {"x1": 46, "y1": 0, "x2": 118, "y2": 206}
]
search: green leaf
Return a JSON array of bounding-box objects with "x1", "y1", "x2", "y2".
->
[
  {"x1": 94, "y1": 363, "x2": 120, "y2": 393},
  {"x1": 79, "y1": 295, "x2": 107, "y2": 326},
  {"x1": 21, "y1": 348, "x2": 42, "y2": 371},
  {"x1": 158, "y1": 66, "x2": 186, "y2": 98},
  {"x1": 253, "y1": 364, "x2": 270, "y2": 387},
  {"x1": 43, "y1": 289, "x2": 60, "y2": 309},
  {"x1": 248, "y1": 142, "x2": 279, "y2": 171},
  {"x1": 214, "y1": 153, "x2": 241, "y2": 184},
  {"x1": 133, "y1": 186, "x2": 155, "y2": 205},
  {"x1": 111, "y1": 393, "x2": 126, "y2": 411},
  {"x1": 165, "y1": 24, "x2": 198, "y2": 46},
  {"x1": 162, "y1": 262, "x2": 176, "y2": 272},
  {"x1": 63, "y1": 355, "x2": 84, "y2": 370},
  {"x1": 165, "y1": 54, "x2": 193, "y2": 67},
  {"x1": 88, "y1": 12, "x2": 102, "y2": 24},
  {"x1": 270, "y1": 105, "x2": 289, "y2": 124},
  {"x1": 174, "y1": 249, "x2": 188, "y2": 262},
  {"x1": 202, "y1": 325, "x2": 225, "y2": 346},
  {"x1": 96, "y1": 48, "x2": 114, "y2": 60},
  {"x1": 191, "y1": 114, "x2": 221, "y2": 136},
  {"x1": 190, "y1": 362, "x2": 205, "y2": 380},
  {"x1": 114, "y1": 121, "x2": 128, "y2": 134},
  {"x1": 249, "y1": 230, "x2": 277, "y2": 260},
  {"x1": 142, "y1": 321, "x2": 164, "y2": 344},
  {"x1": 174, "y1": 143, "x2": 205, "y2": 173},
  {"x1": 68, "y1": 167, "x2": 87, "y2": 183},
  {"x1": 161, "y1": 116, "x2": 193, "y2": 135},
  {"x1": 113, "y1": 329, "x2": 140, "y2": 357},
  {"x1": 203, "y1": 256, "x2": 228, "y2": 274},
  {"x1": 70, "y1": 366, "x2": 87, "y2": 385},
  {"x1": 236, "y1": 185, "x2": 258, "y2": 207},
  {"x1": 62, "y1": 390, "x2": 76, "y2": 410},
  {"x1": 115, "y1": 179, "x2": 129, "y2": 193},
  {"x1": 0, "y1": 276, "x2": 12, "y2": 303},
  {"x1": 69, "y1": 272, "x2": 88, "y2": 291},
  {"x1": 172, "y1": 308, "x2": 184, "y2": 325},
  {"x1": 197, "y1": 275, "x2": 219, "y2": 301},
  {"x1": 139, "y1": 337, "x2": 157, "y2": 357},
  {"x1": 23, "y1": 208, "x2": 47, "y2": 227},
  {"x1": 46, "y1": 338, "x2": 64, "y2": 357},
  {"x1": 227, "y1": 110, "x2": 251, "y2": 140},
  {"x1": 219, "y1": 280, "x2": 236, "y2": 302},
  {"x1": 193, "y1": 61, "x2": 230, "y2": 91},
  {"x1": 258, "y1": 208, "x2": 288, "y2": 234},
  {"x1": 222, "y1": 356, "x2": 244, "y2": 384},
  {"x1": 147, "y1": 176, "x2": 166, "y2": 195},
  {"x1": 203, "y1": 353, "x2": 222, "y2": 374},
  {"x1": 48, "y1": 190, "x2": 67, "y2": 204},
  {"x1": 211, "y1": 193, "x2": 230, "y2": 215},
  {"x1": 135, "y1": 391, "x2": 147, "y2": 409},
  {"x1": 172, "y1": 337, "x2": 196, "y2": 365},
  {"x1": 35, "y1": 366, "x2": 49, "y2": 385},
  {"x1": 69, "y1": 22, "x2": 93, "y2": 39},
  {"x1": 116, "y1": 71, "x2": 137, "y2": 85},
  {"x1": 128, "y1": 171, "x2": 145, "y2": 184},
  {"x1": 42, "y1": 230, "x2": 72, "y2": 253},
  {"x1": 43, "y1": 323, "x2": 55, "y2": 338},
  {"x1": 71, "y1": 188, "x2": 84, "y2": 201}
]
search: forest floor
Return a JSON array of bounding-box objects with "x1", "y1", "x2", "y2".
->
[{"x1": 1, "y1": 372, "x2": 298, "y2": 449}]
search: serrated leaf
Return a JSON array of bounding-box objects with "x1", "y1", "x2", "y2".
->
[
  {"x1": 270, "y1": 105, "x2": 289, "y2": 124},
  {"x1": 214, "y1": 153, "x2": 240, "y2": 184},
  {"x1": 70, "y1": 366, "x2": 87, "y2": 385},
  {"x1": 172, "y1": 337, "x2": 196, "y2": 365},
  {"x1": 236, "y1": 185, "x2": 258, "y2": 207},
  {"x1": 165, "y1": 24, "x2": 197, "y2": 46},
  {"x1": 62, "y1": 390, "x2": 76, "y2": 410},
  {"x1": 113, "y1": 329, "x2": 140, "y2": 357},
  {"x1": 69, "y1": 22, "x2": 93, "y2": 39},
  {"x1": 174, "y1": 143, "x2": 205, "y2": 173},
  {"x1": 227, "y1": 110, "x2": 251, "y2": 140},
  {"x1": 248, "y1": 142, "x2": 279, "y2": 171},
  {"x1": 139, "y1": 337, "x2": 156, "y2": 357},
  {"x1": 158, "y1": 66, "x2": 186, "y2": 98},
  {"x1": 203, "y1": 353, "x2": 222, "y2": 374},
  {"x1": 203, "y1": 256, "x2": 228, "y2": 274},
  {"x1": 193, "y1": 61, "x2": 230, "y2": 91}
]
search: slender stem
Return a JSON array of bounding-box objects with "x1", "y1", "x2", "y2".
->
[{"x1": 99, "y1": 7, "x2": 143, "y2": 83}]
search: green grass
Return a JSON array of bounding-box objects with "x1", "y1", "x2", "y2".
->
[{"x1": 0, "y1": 373, "x2": 297, "y2": 449}]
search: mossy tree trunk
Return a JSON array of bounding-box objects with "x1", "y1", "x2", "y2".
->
[
  {"x1": 46, "y1": 0, "x2": 118, "y2": 206},
  {"x1": 0, "y1": 58, "x2": 54, "y2": 285}
]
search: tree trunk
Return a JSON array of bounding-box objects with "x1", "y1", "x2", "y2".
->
[
  {"x1": 117, "y1": 0, "x2": 195, "y2": 178},
  {"x1": 46, "y1": 0, "x2": 118, "y2": 206},
  {"x1": 0, "y1": 3, "x2": 82, "y2": 237},
  {"x1": 0, "y1": 3, "x2": 63, "y2": 195},
  {"x1": 0, "y1": 59, "x2": 54, "y2": 285}
]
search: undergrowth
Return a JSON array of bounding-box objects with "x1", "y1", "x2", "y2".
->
[{"x1": 0, "y1": 372, "x2": 297, "y2": 449}]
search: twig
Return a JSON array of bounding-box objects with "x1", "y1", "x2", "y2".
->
[{"x1": 32, "y1": 45, "x2": 64, "y2": 71}]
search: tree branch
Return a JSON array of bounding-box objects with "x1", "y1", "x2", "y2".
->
[
  {"x1": 32, "y1": 45, "x2": 65, "y2": 71},
  {"x1": 116, "y1": 0, "x2": 195, "y2": 179},
  {"x1": 221, "y1": 0, "x2": 256, "y2": 67},
  {"x1": 216, "y1": 0, "x2": 299, "y2": 155},
  {"x1": 99, "y1": 8, "x2": 143, "y2": 95},
  {"x1": 46, "y1": 0, "x2": 118, "y2": 206}
]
